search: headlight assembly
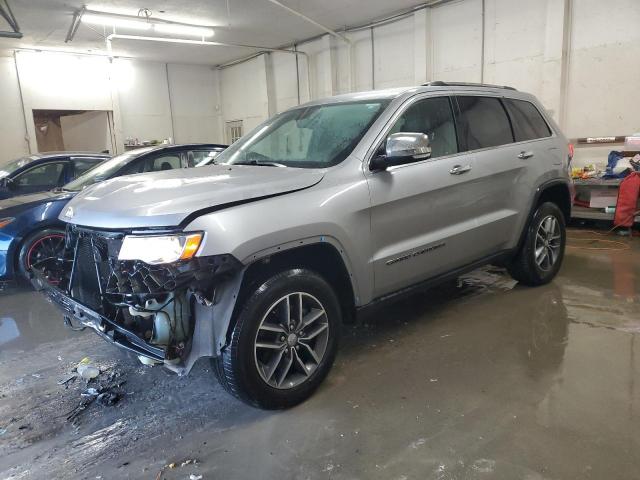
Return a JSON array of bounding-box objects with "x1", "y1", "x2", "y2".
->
[
  {"x1": 0, "y1": 217, "x2": 15, "y2": 229},
  {"x1": 118, "y1": 232, "x2": 203, "y2": 264}
]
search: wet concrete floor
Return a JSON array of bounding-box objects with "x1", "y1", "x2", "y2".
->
[{"x1": 0, "y1": 229, "x2": 639, "y2": 479}]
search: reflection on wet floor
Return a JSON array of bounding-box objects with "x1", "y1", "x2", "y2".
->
[{"x1": 0, "y1": 229, "x2": 639, "y2": 479}]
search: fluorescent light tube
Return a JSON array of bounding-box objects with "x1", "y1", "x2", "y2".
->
[
  {"x1": 154, "y1": 23, "x2": 214, "y2": 37},
  {"x1": 82, "y1": 13, "x2": 151, "y2": 31}
]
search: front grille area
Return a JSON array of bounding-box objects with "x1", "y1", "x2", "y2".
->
[
  {"x1": 66, "y1": 226, "x2": 124, "y2": 313},
  {"x1": 71, "y1": 236, "x2": 102, "y2": 310},
  {"x1": 60, "y1": 225, "x2": 241, "y2": 314}
]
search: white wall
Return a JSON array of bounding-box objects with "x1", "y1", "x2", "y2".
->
[
  {"x1": 1, "y1": 0, "x2": 638, "y2": 167},
  {"x1": 0, "y1": 53, "x2": 225, "y2": 163},
  {"x1": 0, "y1": 56, "x2": 29, "y2": 161},
  {"x1": 113, "y1": 59, "x2": 173, "y2": 144},
  {"x1": 166, "y1": 63, "x2": 223, "y2": 144},
  {"x1": 216, "y1": 0, "x2": 640, "y2": 168},
  {"x1": 219, "y1": 55, "x2": 270, "y2": 139}
]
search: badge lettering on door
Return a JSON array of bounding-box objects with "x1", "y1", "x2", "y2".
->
[{"x1": 386, "y1": 242, "x2": 445, "y2": 266}]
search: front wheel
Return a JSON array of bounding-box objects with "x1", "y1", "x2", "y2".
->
[
  {"x1": 18, "y1": 228, "x2": 66, "y2": 284},
  {"x1": 212, "y1": 269, "x2": 341, "y2": 409},
  {"x1": 508, "y1": 202, "x2": 566, "y2": 286}
]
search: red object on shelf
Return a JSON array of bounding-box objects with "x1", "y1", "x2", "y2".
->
[{"x1": 614, "y1": 172, "x2": 640, "y2": 227}]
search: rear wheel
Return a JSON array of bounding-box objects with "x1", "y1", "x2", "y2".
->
[
  {"x1": 212, "y1": 268, "x2": 341, "y2": 409},
  {"x1": 508, "y1": 202, "x2": 566, "y2": 286},
  {"x1": 18, "y1": 228, "x2": 65, "y2": 284}
]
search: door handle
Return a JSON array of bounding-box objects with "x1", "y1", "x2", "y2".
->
[
  {"x1": 449, "y1": 164, "x2": 472, "y2": 175},
  {"x1": 517, "y1": 151, "x2": 534, "y2": 160}
]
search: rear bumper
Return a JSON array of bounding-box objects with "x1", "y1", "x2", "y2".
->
[{"x1": 31, "y1": 269, "x2": 166, "y2": 361}]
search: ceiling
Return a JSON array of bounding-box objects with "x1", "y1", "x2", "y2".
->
[{"x1": 0, "y1": 0, "x2": 425, "y2": 65}]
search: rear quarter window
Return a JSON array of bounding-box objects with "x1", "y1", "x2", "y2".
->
[
  {"x1": 454, "y1": 96, "x2": 513, "y2": 151},
  {"x1": 503, "y1": 99, "x2": 552, "y2": 142}
]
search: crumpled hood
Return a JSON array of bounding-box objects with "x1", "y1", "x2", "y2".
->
[{"x1": 61, "y1": 164, "x2": 325, "y2": 229}]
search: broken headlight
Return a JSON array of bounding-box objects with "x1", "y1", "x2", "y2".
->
[{"x1": 118, "y1": 232, "x2": 203, "y2": 265}]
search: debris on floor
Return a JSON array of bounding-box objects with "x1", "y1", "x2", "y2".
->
[
  {"x1": 154, "y1": 459, "x2": 200, "y2": 480},
  {"x1": 64, "y1": 361, "x2": 127, "y2": 425},
  {"x1": 77, "y1": 357, "x2": 100, "y2": 380},
  {"x1": 458, "y1": 266, "x2": 518, "y2": 293}
]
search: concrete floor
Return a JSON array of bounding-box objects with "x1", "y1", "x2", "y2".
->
[{"x1": 0, "y1": 229, "x2": 639, "y2": 479}]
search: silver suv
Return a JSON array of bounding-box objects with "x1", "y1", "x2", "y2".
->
[{"x1": 33, "y1": 82, "x2": 571, "y2": 409}]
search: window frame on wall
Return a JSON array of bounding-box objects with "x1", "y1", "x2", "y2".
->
[{"x1": 226, "y1": 120, "x2": 244, "y2": 144}]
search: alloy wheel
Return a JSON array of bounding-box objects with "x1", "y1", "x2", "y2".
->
[
  {"x1": 26, "y1": 234, "x2": 65, "y2": 284},
  {"x1": 254, "y1": 292, "x2": 330, "y2": 389},
  {"x1": 535, "y1": 215, "x2": 561, "y2": 271}
]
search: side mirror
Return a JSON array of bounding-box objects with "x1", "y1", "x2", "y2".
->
[
  {"x1": 370, "y1": 132, "x2": 431, "y2": 171},
  {"x1": 4, "y1": 177, "x2": 16, "y2": 190}
]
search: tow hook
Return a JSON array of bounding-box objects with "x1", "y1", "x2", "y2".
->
[{"x1": 63, "y1": 315, "x2": 86, "y2": 332}]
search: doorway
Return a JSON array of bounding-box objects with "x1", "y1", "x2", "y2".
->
[{"x1": 32, "y1": 110, "x2": 115, "y2": 154}]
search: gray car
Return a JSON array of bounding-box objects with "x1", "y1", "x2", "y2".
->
[{"x1": 33, "y1": 82, "x2": 572, "y2": 409}]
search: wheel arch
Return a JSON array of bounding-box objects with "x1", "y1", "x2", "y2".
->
[
  {"x1": 516, "y1": 179, "x2": 571, "y2": 252},
  {"x1": 235, "y1": 240, "x2": 358, "y2": 326},
  {"x1": 12, "y1": 221, "x2": 66, "y2": 274}
]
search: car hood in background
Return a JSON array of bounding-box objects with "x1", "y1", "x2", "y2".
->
[
  {"x1": 61, "y1": 165, "x2": 325, "y2": 229},
  {"x1": 0, "y1": 190, "x2": 74, "y2": 214}
]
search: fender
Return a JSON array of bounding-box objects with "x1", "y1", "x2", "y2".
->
[
  {"x1": 239, "y1": 234, "x2": 363, "y2": 306},
  {"x1": 515, "y1": 178, "x2": 571, "y2": 252}
]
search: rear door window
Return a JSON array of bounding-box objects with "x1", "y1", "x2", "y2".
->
[
  {"x1": 454, "y1": 96, "x2": 514, "y2": 151},
  {"x1": 72, "y1": 158, "x2": 101, "y2": 178},
  {"x1": 503, "y1": 99, "x2": 552, "y2": 141}
]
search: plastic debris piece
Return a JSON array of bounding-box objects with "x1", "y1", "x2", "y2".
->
[
  {"x1": 96, "y1": 391, "x2": 121, "y2": 406},
  {"x1": 81, "y1": 387, "x2": 99, "y2": 397},
  {"x1": 190, "y1": 475, "x2": 203, "y2": 480},
  {"x1": 77, "y1": 364, "x2": 100, "y2": 380},
  {"x1": 58, "y1": 374, "x2": 77, "y2": 386}
]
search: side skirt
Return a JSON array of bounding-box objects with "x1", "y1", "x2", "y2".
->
[{"x1": 356, "y1": 249, "x2": 514, "y2": 319}]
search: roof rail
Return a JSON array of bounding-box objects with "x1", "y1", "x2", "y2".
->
[{"x1": 423, "y1": 81, "x2": 517, "y2": 91}]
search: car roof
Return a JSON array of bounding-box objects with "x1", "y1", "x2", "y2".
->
[
  {"x1": 29, "y1": 151, "x2": 111, "y2": 159},
  {"x1": 298, "y1": 82, "x2": 536, "y2": 108},
  {"x1": 143, "y1": 143, "x2": 228, "y2": 153}
]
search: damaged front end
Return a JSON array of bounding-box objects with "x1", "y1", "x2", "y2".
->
[{"x1": 32, "y1": 225, "x2": 244, "y2": 375}]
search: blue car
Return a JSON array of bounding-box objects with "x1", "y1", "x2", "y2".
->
[
  {"x1": 0, "y1": 143, "x2": 226, "y2": 284},
  {"x1": 0, "y1": 152, "x2": 110, "y2": 200}
]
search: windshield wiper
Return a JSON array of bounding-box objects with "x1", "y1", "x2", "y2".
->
[{"x1": 233, "y1": 160, "x2": 286, "y2": 168}]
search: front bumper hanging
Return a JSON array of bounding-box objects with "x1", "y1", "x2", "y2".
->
[{"x1": 32, "y1": 268, "x2": 166, "y2": 361}]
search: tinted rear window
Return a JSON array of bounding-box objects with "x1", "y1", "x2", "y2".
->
[
  {"x1": 454, "y1": 96, "x2": 513, "y2": 151},
  {"x1": 503, "y1": 99, "x2": 552, "y2": 141}
]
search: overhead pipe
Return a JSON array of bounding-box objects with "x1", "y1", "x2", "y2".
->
[
  {"x1": 220, "y1": 0, "x2": 459, "y2": 74},
  {"x1": 264, "y1": 0, "x2": 351, "y2": 44},
  {"x1": 105, "y1": 33, "x2": 313, "y2": 100}
]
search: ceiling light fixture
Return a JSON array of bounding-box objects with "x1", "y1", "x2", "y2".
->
[
  {"x1": 79, "y1": 10, "x2": 214, "y2": 39},
  {"x1": 82, "y1": 13, "x2": 151, "y2": 31},
  {"x1": 153, "y1": 23, "x2": 213, "y2": 37}
]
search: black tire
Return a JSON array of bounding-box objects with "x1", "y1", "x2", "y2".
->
[
  {"x1": 17, "y1": 228, "x2": 66, "y2": 283},
  {"x1": 508, "y1": 202, "x2": 566, "y2": 286},
  {"x1": 212, "y1": 268, "x2": 341, "y2": 409}
]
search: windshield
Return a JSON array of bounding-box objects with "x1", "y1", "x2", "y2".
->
[
  {"x1": 63, "y1": 147, "x2": 154, "y2": 191},
  {"x1": 0, "y1": 155, "x2": 39, "y2": 179},
  {"x1": 216, "y1": 100, "x2": 390, "y2": 168}
]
